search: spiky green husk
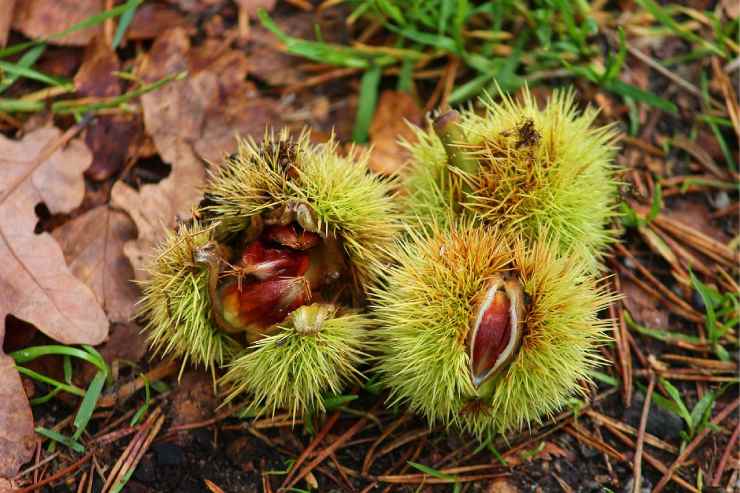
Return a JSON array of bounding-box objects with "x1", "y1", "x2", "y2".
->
[
  {"x1": 220, "y1": 305, "x2": 370, "y2": 417},
  {"x1": 204, "y1": 130, "x2": 400, "y2": 288},
  {"x1": 371, "y1": 223, "x2": 612, "y2": 437},
  {"x1": 139, "y1": 221, "x2": 240, "y2": 370},
  {"x1": 403, "y1": 88, "x2": 619, "y2": 272}
]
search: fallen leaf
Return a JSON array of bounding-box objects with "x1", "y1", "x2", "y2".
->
[
  {"x1": 137, "y1": 29, "x2": 280, "y2": 163},
  {"x1": 126, "y1": 3, "x2": 190, "y2": 41},
  {"x1": 110, "y1": 141, "x2": 205, "y2": 280},
  {"x1": 662, "y1": 198, "x2": 731, "y2": 243},
  {"x1": 0, "y1": 126, "x2": 108, "y2": 345},
  {"x1": 0, "y1": 351, "x2": 35, "y2": 479},
  {"x1": 83, "y1": 115, "x2": 141, "y2": 182},
  {"x1": 112, "y1": 27, "x2": 285, "y2": 278},
  {"x1": 164, "y1": 0, "x2": 229, "y2": 14},
  {"x1": 246, "y1": 12, "x2": 320, "y2": 87},
  {"x1": 51, "y1": 206, "x2": 139, "y2": 324},
  {"x1": 74, "y1": 35, "x2": 121, "y2": 98},
  {"x1": 722, "y1": 0, "x2": 739, "y2": 20},
  {"x1": 487, "y1": 479, "x2": 519, "y2": 493},
  {"x1": 368, "y1": 90, "x2": 423, "y2": 175},
  {"x1": 169, "y1": 370, "x2": 217, "y2": 445},
  {"x1": 621, "y1": 278, "x2": 668, "y2": 329},
  {"x1": 0, "y1": 0, "x2": 15, "y2": 47},
  {"x1": 74, "y1": 36, "x2": 141, "y2": 182},
  {"x1": 12, "y1": 0, "x2": 103, "y2": 46},
  {"x1": 235, "y1": 0, "x2": 276, "y2": 17}
]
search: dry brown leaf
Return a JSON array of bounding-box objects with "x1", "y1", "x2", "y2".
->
[
  {"x1": 111, "y1": 141, "x2": 205, "y2": 280},
  {"x1": 235, "y1": 0, "x2": 276, "y2": 17},
  {"x1": 51, "y1": 206, "x2": 139, "y2": 324},
  {"x1": 84, "y1": 115, "x2": 141, "y2": 182},
  {"x1": 164, "y1": 0, "x2": 228, "y2": 14},
  {"x1": 246, "y1": 12, "x2": 319, "y2": 86},
  {"x1": 12, "y1": 0, "x2": 103, "y2": 46},
  {"x1": 137, "y1": 28, "x2": 281, "y2": 164},
  {"x1": 0, "y1": 352, "x2": 35, "y2": 478},
  {"x1": 722, "y1": 0, "x2": 739, "y2": 20},
  {"x1": 126, "y1": 3, "x2": 190, "y2": 41},
  {"x1": 622, "y1": 278, "x2": 668, "y2": 329},
  {"x1": 112, "y1": 27, "x2": 286, "y2": 279},
  {"x1": 487, "y1": 479, "x2": 519, "y2": 493},
  {"x1": 368, "y1": 90, "x2": 423, "y2": 175},
  {"x1": 74, "y1": 36, "x2": 140, "y2": 182},
  {"x1": 74, "y1": 35, "x2": 121, "y2": 98},
  {"x1": 0, "y1": 0, "x2": 16, "y2": 47},
  {"x1": 0, "y1": 127, "x2": 108, "y2": 345}
]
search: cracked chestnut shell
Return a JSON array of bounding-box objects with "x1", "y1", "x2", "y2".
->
[{"x1": 469, "y1": 276, "x2": 524, "y2": 388}]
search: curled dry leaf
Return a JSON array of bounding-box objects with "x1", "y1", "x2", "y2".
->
[
  {"x1": 51, "y1": 206, "x2": 140, "y2": 324},
  {"x1": 368, "y1": 90, "x2": 423, "y2": 175},
  {"x1": 0, "y1": 127, "x2": 108, "y2": 345},
  {"x1": 0, "y1": 352, "x2": 35, "y2": 479},
  {"x1": 12, "y1": 0, "x2": 103, "y2": 46}
]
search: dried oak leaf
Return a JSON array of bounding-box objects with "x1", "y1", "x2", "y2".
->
[
  {"x1": 0, "y1": 0, "x2": 15, "y2": 47},
  {"x1": 126, "y1": 3, "x2": 190, "y2": 41},
  {"x1": 74, "y1": 35, "x2": 121, "y2": 98},
  {"x1": 368, "y1": 90, "x2": 423, "y2": 175},
  {"x1": 12, "y1": 0, "x2": 103, "y2": 46},
  {"x1": 0, "y1": 127, "x2": 108, "y2": 345},
  {"x1": 110, "y1": 140, "x2": 205, "y2": 281},
  {"x1": 0, "y1": 351, "x2": 34, "y2": 479},
  {"x1": 75, "y1": 35, "x2": 142, "y2": 182},
  {"x1": 51, "y1": 206, "x2": 139, "y2": 324},
  {"x1": 138, "y1": 28, "x2": 281, "y2": 164}
]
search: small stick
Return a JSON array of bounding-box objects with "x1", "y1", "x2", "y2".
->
[
  {"x1": 282, "y1": 415, "x2": 370, "y2": 491},
  {"x1": 710, "y1": 418, "x2": 740, "y2": 487},
  {"x1": 632, "y1": 371, "x2": 655, "y2": 493},
  {"x1": 653, "y1": 397, "x2": 740, "y2": 492}
]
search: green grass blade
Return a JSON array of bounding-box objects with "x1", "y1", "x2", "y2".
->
[
  {"x1": 0, "y1": 44, "x2": 46, "y2": 94},
  {"x1": 112, "y1": 0, "x2": 141, "y2": 49},
  {"x1": 352, "y1": 64, "x2": 381, "y2": 143},
  {"x1": 11, "y1": 345, "x2": 106, "y2": 372},
  {"x1": 0, "y1": 0, "x2": 144, "y2": 59},
  {"x1": 0, "y1": 60, "x2": 70, "y2": 87},
  {"x1": 636, "y1": 0, "x2": 724, "y2": 57},
  {"x1": 604, "y1": 79, "x2": 677, "y2": 114},
  {"x1": 72, "y1": 370, "x2": 107, "y2": 440},
  {"x1": 15, "y1": 366, "x2": 86, "y2": 397},
  {"x1": 661, "y1": 378, "x2": 693, "y2": 431},
  {"x1": 407, "y1": 461, "x2": 457, "y2": 481},
  {"x1": 35, "y1": 427, "x2": 85, "y2": 453}
]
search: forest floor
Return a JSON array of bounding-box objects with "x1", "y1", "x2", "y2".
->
[{"x1": 0, "y1": 1, "x2": 738, "y2": 492}]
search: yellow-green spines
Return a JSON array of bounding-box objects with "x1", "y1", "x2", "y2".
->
[
  {"x1": 403, "y1": 88, "x2": 619, "y2": 272},
  {"x1": 139, "y1": 222, "x2": 240, "y2": 370},
  {"x1": 221, "y1": 304, "x2": 370, "y2": 418},
  {"x1": 204, "y1": 130, "x2": 400, "y2": 288},
  {"x1": 371, "y1": 224, "x2": 613, "y2": 437}
]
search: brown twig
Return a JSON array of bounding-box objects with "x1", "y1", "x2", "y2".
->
[
  {"x1": 710, "y1": 418, "x2": 740, "y2": 487},
  {"x1": 653, "y1": 397, "x2": 740, "y2": 492},
  {"x1": 632, "y1": 371, "x2": 655, "y2": 493},
  {"x1": 15, "y1": 453, "x2": 93, "y2": 493},
  {"x1": 282, "y1": 414, "x2": 371, "y2": 491},
  {"x1": 281, "y1": 410, "x2": 340, "y2": 488},
  {"x1": 361, "y1": 414, "x2": 410, "y2": 474}
]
